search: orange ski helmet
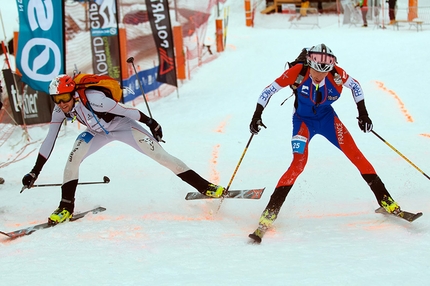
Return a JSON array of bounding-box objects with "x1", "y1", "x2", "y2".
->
[{"x1": 49, "y1": 74, "x2": 76, "y2": 95}]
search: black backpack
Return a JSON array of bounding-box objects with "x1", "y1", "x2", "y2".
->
[{"x1": 286, "y1": 48, "x2": 309, "y2": 91}]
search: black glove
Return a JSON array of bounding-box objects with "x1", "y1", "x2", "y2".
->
[
  {"x1": 250, "y1": 118, "x2": 267, "y2": 134},
  {"x1": 358, "y1": 115, "x2": 373, "y2": 133},
  {"x1": 250, "y1": 104, "x2": 267, "y2": 134},
  {"x1": 146, "y1": 118, "x2": 163, "y2": 142},
  {"x1": 356, "y1": 100, "x2": 373, "y2": 133},
  {"x1": 22, "y1": 172, "x2": 38, "y2": 188},
  {"x1": 138, "y1": 111, "x2": 164, "y2": 142}
]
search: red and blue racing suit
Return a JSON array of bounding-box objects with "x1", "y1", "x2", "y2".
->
[{"x1": 257, "y1": 63, "x2": 377, "y2": 188}]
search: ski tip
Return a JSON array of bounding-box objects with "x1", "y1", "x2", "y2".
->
[
  {"x1": 407, "y1": 212, "x2": 423, "y2": 222},
  {"x1": 376, "y1": 206, "x2": 423, "y2": 222},
  {"x1": 185, "y1": 192, "x2": 205, "y2": 200},
  {"x1": 0, "y1": 230, "x2": 26, "y2": 239},
  {"x1": 0, "y1": 230, "x2": 12, "y2": 238},
  {"x1": 248, "y1": 233, "x2": 262, "y2": 244}
]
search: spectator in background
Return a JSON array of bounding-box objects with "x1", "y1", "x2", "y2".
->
[
  {"x1": 356, "y1": 0, "x2": 368, "y2": 27},
  {"x1": 317, "y1": 1, "x2": 323, "y2": 13},
  {"x1": 300, "y1": 0, "x2": 310, "y2": 17},
  {"x1": 388, "y1": 0, "x2": 397, "y2": 25},
  {"x1": 0, "y1": 80, "x2": 3, "y2": 110},
  {"x1": 0, "y1": 82, "x2": 4, "y2": 184}
]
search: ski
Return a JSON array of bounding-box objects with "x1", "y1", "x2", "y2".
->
[
  {"x1": 248, "y1": 230, "x2": 264, "y2": 244},
  {"x1": 0, "y1": 206, "x2": 106, "y2": 240},
  {"x1": 248, "y1": 234, "x2": 264, "y2": 244},
  {"x1": 375, "y1": 206, "x2": 423, "y2": 222},
  {"x1": 185, "y1": 188, "x2": 265, "y2": 200}
]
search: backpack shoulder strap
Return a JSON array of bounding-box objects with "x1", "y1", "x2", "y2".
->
[
  {"x1": 330, "y1": 65, "x2": 339, "y2": 77},
  {"x1": 291, "y1": 64, "x2": 308, "y2": 90}
]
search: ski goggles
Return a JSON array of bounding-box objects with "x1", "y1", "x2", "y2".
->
[
  {"x1": 51, "y1": 93, "x2": 73, "y2": 104},
  {"x1": 307, "y1": 52, "x2": 336, "y2": 65}
]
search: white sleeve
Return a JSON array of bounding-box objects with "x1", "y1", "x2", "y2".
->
[
  {"x1": 257, "y1": 82, "x2": 282, "y2": 108},
  {"x1": 39, "y1": 106, "x2": 65, "y2": 159},
  {"x1": 343, "y1": 76, "x2": 365, "y2": 103},
  {"x1": 85, "y1": 89, "x2": 141, "y2": 120}
]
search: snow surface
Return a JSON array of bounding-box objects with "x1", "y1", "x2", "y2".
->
[{"x1": 1, "y1": 1, "x2": 430, "y2": 285}]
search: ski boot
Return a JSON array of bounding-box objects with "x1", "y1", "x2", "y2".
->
[
  {"x1": 204, "y1": 183, "x2": 226, "y2": 198},
  {"x1": 380, "y1": 195, "x2": 401, "y2": 215},
  {"x1": 48, "y1": 207, "x2": 73, "y2": 225},
  {"x1": 249, "y1": 209, "x2": 278, "y2": 244}
]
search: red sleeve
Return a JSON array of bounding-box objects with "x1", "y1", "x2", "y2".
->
[
  {"x1": 274, "y1": 64, "x2": 305, "y2": 88},
  {"x1": 331, "y1": 65, "x2": 349, "y2": 83}
]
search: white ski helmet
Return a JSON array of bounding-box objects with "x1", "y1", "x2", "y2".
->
[{"x1": 307, "y1": 44, "x2": 337, "y2": 72}]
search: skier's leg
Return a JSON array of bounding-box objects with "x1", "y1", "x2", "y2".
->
[
  {"x1": 327, "y1": 116, "x2": 401, "y2": 213},
  {"x1": 50, "y1": 131, "x2": 111, "y2": 224},
  {"x1": 250, "y1": 121, "x2": 311, "y2": 242},
  {"x1": 123, "y1": 122, "x2": 223, "y2": 196}
]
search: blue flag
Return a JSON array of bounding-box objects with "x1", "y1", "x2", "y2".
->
[{"x1": 16, "y1": 0, "x2": 65, "y2": 93}]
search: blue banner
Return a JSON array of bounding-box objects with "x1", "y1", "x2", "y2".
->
[
  {"x1": 122, "y1": 66, "x2": 162, "y2": 102},
  {"x1": 16, "y1": 0, "x2": 65, "y2": 94}
]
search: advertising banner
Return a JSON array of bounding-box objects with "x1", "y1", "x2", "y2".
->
[
  {"x1": 88, "y1": 0, "x2": 121, "y2": 82},
  {"x1": 122, "y1": 66, "x2": 161, "y2": 102},
  {"x1": 2, "y1": 69, "x2": 54, "y2": 125},
  {"x1": 15, "y1": 0, "x2": 65, "y2": 94},
  {"x1": 145, "y1": 0, "x2": 177, "y2": 87}
]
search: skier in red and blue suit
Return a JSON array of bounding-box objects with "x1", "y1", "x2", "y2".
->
[{"x1": 248, "y1": 43, "x2": 403, "y2": 243}]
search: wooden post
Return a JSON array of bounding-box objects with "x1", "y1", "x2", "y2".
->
[
  {"x1": 408, "y1": 0, "x2": 418, "y2": 21},
  {"x1": 13, "y1": 31, "x2": 22, "y2": 76},
  {"x1": 245, "y1": 0, "x2": 252, "y2": 27},
  {"x1": 173, "y1": 26, "x2": 186, "y2": 80},
  {"x1": 118, "y1": 26, "x2": 128, "y2": 80},
  {"x1": 216, "y1": 19, "x2": 224, "y2": 52}
]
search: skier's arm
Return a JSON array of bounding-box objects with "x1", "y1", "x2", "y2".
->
[
  {"x1": 22, "y1": 107, "x2": 65, "y2": 187},
  {"x1": 356, "y1": 99, "x2": 373, "y2": 133},
  {"x1": 257, "y1": 64, "x2": 303, "y2": 108},
  {"x1": 250, "y1": 65, "x2": 302, "y2": 134},
  {"x1": 342, "y1": 74, "x2": 373, "y2": 133},
  {"x1": 250, "y1": 81, "x2": 279, "y2": 135},
  {"x1": 343, "y1": 75, "x2": 365, "y2": 103},
  {"x1": 87, "y1": 89, "x2": 147, "y2": 121},
  {"x1": 87, "y1": 90, "x2": 163, "y2": 141},
  {"x1": 250, "y1": 82, "x2": 281, "y2": 134}
]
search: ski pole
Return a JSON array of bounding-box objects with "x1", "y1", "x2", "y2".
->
[
  {"x1": 280, "y1": 93, "x2": 294, "y2": 106},
  {"x1": 127, "y1": 56, "x2": 165, "y2": 143},
  {"x1": 371, "y1": 130, "x2": 430, "y2": 180},
  {"x1": 126, "y1": 56, "x2": 153, "y2": 118},
  {"x1": 225, "y1": 133, "x2": 255, "y2": 192},
  {"x1": 20, "y1": 176, "x2": 111, "y2": 193},
  {"x1": 216, "y1": 134, "x2": 255, "y2": 212}
]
